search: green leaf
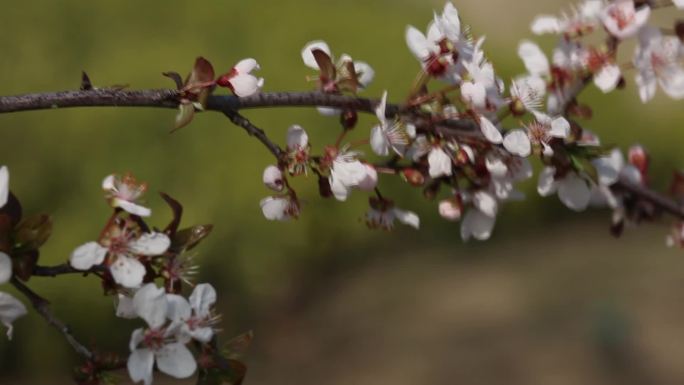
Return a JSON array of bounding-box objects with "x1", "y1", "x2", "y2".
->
[
  {"x1": 14, "y1": 214, "x2": 52, "y2": 251},
  {"x1": 222, "y1": 331, "x2": 253, "y2": 359},
  {"x1": 170, "y1": 224, "x2": 213, "y2": 253},
  {"x1": 173, "y1": 103, "x2": 195, "y2": 132},
  {"x1": 570, "y1": 154, "x2": 599, "y2": 183}
]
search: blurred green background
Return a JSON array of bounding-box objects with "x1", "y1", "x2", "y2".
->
[{"x1": 1, "y1": 0, "x2": 684, "y2": 384}]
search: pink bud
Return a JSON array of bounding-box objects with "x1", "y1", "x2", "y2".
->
[{"x1": 438, "y1": 198, "x2": 462, "y2": 222}]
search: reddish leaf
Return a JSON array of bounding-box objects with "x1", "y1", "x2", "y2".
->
[
  {"x1": 312, "y1": 49, "x2": 336, "y2": 82},
  {"x1": 160, "y1": 192, "x2": 183, "y2": 235}
]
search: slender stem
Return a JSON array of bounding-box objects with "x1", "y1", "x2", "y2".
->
[
  {"x1": 32, "y1": 263, "x2": 105, "y2": 277},
  {"x1": 222, "y1": 109, "x2": 284, "y2": 159},
  {"x1": 10, "y1": 277, "x2": 93, "y2": 359}
]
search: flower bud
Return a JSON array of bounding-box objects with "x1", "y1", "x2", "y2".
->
[
  {"x1": 438, "y1": 198, "x2": 462, "y2": 221},
  {"x1": 339, "y1": 109, "x2": 358, "y2": 130},
  {"x1": 628, "y1": 144, "x2": 649, "y2": 176},
  {"x1": 262, "y1": 165, "x2": 284, "y2": 192},
  {"x1": 318, "y1": 175, "x2": 333, "y2": 198},
  {"x1": 402, "y1": 168, "x2": 425, "y2": 186}
]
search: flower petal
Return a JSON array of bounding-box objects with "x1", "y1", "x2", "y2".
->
[
  {"x1": 558, "y1": 173, "x2": 591, "y2": 211},
  {"x1": 503, "y1": 129, "x2": 531, "y2": 157},
  {"x1": 116, "y1": 294, "x2": 137, "y2": 319},
  {"x1": 113, "y1": 199, "x2": 152, "y2": 217},
  {"x1": 518, "y1": 40, "x2": 550, "y2": 77},
  {"x1": 473, "y1": 190, "x2": 498, "y2": 218},
  {"x1": 406, "y1": 26, "x2": 431, "y2": 61},
  {"x1": 156, "y1": 342, "x2": 197, "y2": 379},
  {"x1": 233, "y1": 58, "x2": 259, "y2": 74},
  {"x1": 262, "y1": 165, "x2": 284, "y2": 192},
  {"x1": 370, "y1": 125, "x2": 389, "y2": 156},
  {"x1": 189, "y1": 283, "x2": 217, "y2": 318},
  {"x1": 70, "y1": 241, "x2": 108, "y2": 270},
  {"x1": 301, "y1": 40, "x2": 331, "y2": 69},
  {"x1": 228, "y1": 74, "x2": 262, "y2": 97},
  {"x1": 287, "y1": 125, "x2": 309, "y2": 149},
  {"x1": 0, "y1": 252, "x2": 12, "y2": 285},
  {"x1": 593, "y1": 149, "x2": 624, "y2": 186},
  {"x1": 0, "y1": 166, "x2": 8, "y2": 209},
  {"x1": 128, "y1": 233, "x2": 170, "y2": 256},
  {"x1": 461, "y1": 209, "x2": 496, "y2": 241},
  {"x1": 133, "y1": 283, "x2": 168, "y2": 329},
  {"x1": 111, "y1": 256, "x2": 146, "y2": 289},
  {"x1": 0, "y1": 292, "x2": 27, "y2": 340},
  {"x1": 428, "y1": 147, "x2": 452, "y2": 178},
  {"x1": 537, "y1": 166, "x2": 558, "y2": 197},
  {"x1": 479, "y1": 117, "x2": 503, "y2": 144},
  {"x1": 165, "y1": 294, "x2": 192, "y2": 323},
  {"x1": 128, "y1": 348, "x2": 155, "y2": 385},
  {"x1": 260, "y1": 196, "x2": 290, "y2": 221},
  {"x1": 594, "y1": 64, "x2": 621, "y2": 93},
  {"x1": 393, "y1": 208, "x2": 420, "y2": 229}
]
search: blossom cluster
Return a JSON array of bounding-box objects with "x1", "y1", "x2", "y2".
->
[{"x1": 252, "y1": 0, "x2": 683, "y2": 242}]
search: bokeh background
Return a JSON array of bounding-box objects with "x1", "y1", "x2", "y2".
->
[{"x1": 1, "y1": 0, "x2": 684, "y2": 384}]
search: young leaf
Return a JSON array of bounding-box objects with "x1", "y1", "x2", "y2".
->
[
  {"x1": 170, "y1": 224, "x2": 213, "y2": 253},
  {"x1": 160, "y1": 192, "x2": 183, "y2": 235},
  {"x1": 173, "y1": 103, "x2": 195, "y2": 131},
  {"x1": 312, "y1": 49, "x2": 336, "y2": 82},
  {"x1": 14, "y1": 214, "x2": 52, "y2": 251},
  {"x1": 163, "y1": 71, "x2": 184, "y2": 90}
]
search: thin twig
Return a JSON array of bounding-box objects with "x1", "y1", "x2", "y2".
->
[
  {"x1": 10, "y1": 277, "x2": 93, "y2": 359},
  {"x1": 222, "y1": 109, "x2": 284, "y2": 159},
  {"x1": 32, "y1": 263, "x2": 105, "y2": 277}
]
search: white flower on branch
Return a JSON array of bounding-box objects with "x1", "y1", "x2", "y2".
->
[
  {"x1": 0, "y1": 166, "x2": 8, "y2": 208},
  {"x1": 0, "y1": 167, "x2": 27, "y2": 339},
  {"x1": 405, "y1": 2, "x2": 470, "y2": 81},
  {"x1": 102, "y1": 174, "x2": 151, "y2": 217},
  {"x1": 262, "y1": 165, "x2": 284, "y2": 192},
  {"x1": 260, "y1": 195, "x2": 300, "y2": 221},
  {"x1": 70, "y1": 226, "x2": 170, "y2": 288},
  {"x1": 127, "y1": 284, "x2": 197, "y2": 385},
  {"x1": 0, "y1": 252, "x2": 27, "y2": 340},
  {"x1": 328, "y1": 148, "x2": 377, "y2": 201},
  {"x1": 371, "y1": 91, "x2": 410, "y2": 156},
  {"x1": 531, "y1": 0, "x2": 603, "y2": 36},
  {"x1": 633, "y1": 27, "x2": 684, "y2": 103},
  {"x1": 428, "y1": 145, "x2": 453, "y2": 178},
  {"x1": 600, "y1": 0, "x2": 650, "y2": 40},
  {"x1": 166, "y1": 283, "x2": 219, "y2": 344},
  {"x1": 216, "y1": 58, "x2": 264, "y2": 97},
  {"x1": 365, "y1": 197, "x2": 420, "y2": 230}
]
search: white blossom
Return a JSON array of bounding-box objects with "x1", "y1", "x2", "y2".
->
[
  {"x1": 127, "y1": 284, "x2": 197, "y2": 385},
  {"x1": 102, "y1": 174, "x2": 151, "y2": 217},
  {"x1": 70, "y1": 228, "x2": 170, "y2": 288},
  {"x1": 633, "y1": 27, "x2": 684, "y2": 102}
]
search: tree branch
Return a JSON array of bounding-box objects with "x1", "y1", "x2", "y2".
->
[
  {"x1": 32, "y1": 263, "x2": 104, "y2": 277},
  {"x1": 10, "y1": 277, "x2": 93, "y2": 359},
  {"x1": 0, "y1": 88, "x2": 682, "y2": 223}
]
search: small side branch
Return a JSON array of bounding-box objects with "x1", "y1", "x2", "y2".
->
[
  {"x1": 33, "y1": 263, "x2": 104, "y2": 277},
  {"x1": 222, "y1": 109, "x2": 284, "y2": 159},
  {"x1": 10, "y1": 277, "x2": 93, "y2": 359}
]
